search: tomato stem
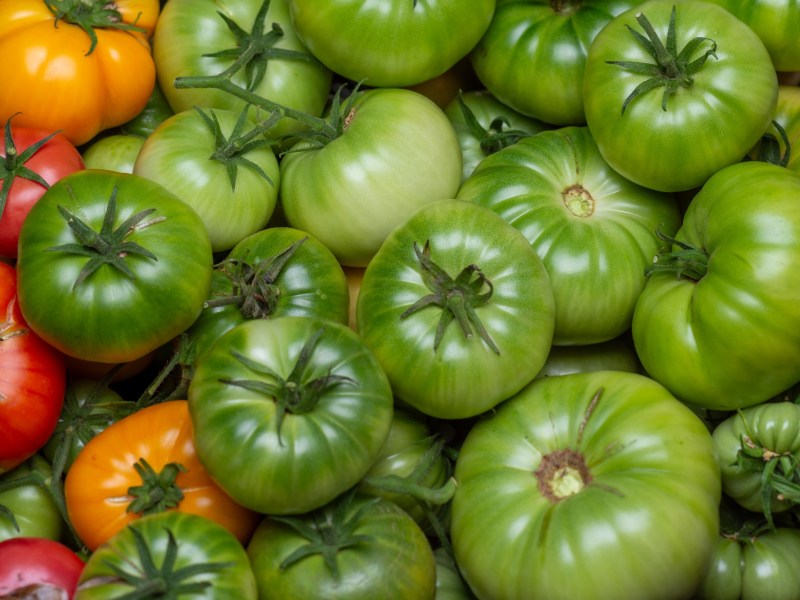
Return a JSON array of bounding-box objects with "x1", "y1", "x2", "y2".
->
[
  {"x1": 126, "y1": 458, "x2": 186, "y2": 516},
  {"x1": 454, "y1": 90, "x2": 531, "y2": 156},
  {"x1": 645, "y1": 228, "x2": 708, "y2": 280},
  {"x1": 43, "y1": 0, "x2": 146, "y2": 55}
]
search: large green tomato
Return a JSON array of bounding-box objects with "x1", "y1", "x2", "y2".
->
[
  {"x1": 632, "y1": 162, "x2": 800, "y2": 411},
  {"x1": 288, "y1": 0, "x2": 495, "y2": 87},
  {"x1": 153, "y1": 0, "x2": 332, "y2": 139},
  {"x1": 16, "y1": 170, "x2": 213, "y2": 364},
  {"x1": 134, "y1": 108, "x2": 280, "y2": 252},
  {"x1": 457, "y1": 126, "x2": 680, "y2": 345},
  {"x1": 75, "y1": 511, "x2": 257, "y2": 599},
  {"x1": 0, "y1": 455, "x2": 64, "y2": 542},
  {"x1": 583, "y1": 0, "x2": 778, "y2": 192},
  {"x1": 712, "y1": 402, "x2": 800, "y2": 520},
  {"x1": 246, "y1": 493, "x2": 436, "y2": 599},
  {"x1": 280, "y1": 88, "x2": 463, "y2": 267},
  {"x1": 357, "y1": 199, "x2": 555, "y2": 419},
  {"x1": 187, "y1": 227, "x2": 350, "y2": 360},
  {"x1": 188, "y1": 316, "x2": 394, "y2": 515},
  {"x1": 471, "y1": 0, "x2": 643, "y2": 125},
  {"x1": 451, "y1": 371, "x2": 721, "y2": 600}
]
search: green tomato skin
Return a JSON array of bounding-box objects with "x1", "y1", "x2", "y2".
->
[
  {"x1": 444, "y1": 90, "x2": 550, "y2": 182},
  {"x1": 356, "y1": 199, "x2": 555, "y2": 420},
  {"x1": 457, "y1": 126, "x2": 680, "y2": 346},
  {"x1": 451, "y1": 371, "x2": 721, "y2": 600},
  {"x1": 583, "y1": 0, "x2": 778, "y2": 192},
  {"x1": 280, "y1": 88, "x2": 463, "y2": 267},
  {"x1": 695, "y1": 529, "x2": 800, "y2": 600},
  {"x1": 434, "y1": 547, "x2": 475, "y2": 600},
  {"x1": 288, "y1": 0, "x2": 495, "y2": 87},
  {"x1": 0, "y1": 455, "x2": 64, "y2": 542},
  {"x1": 535, "y1": 334, "x2": 643, "y2": 378},
  {"x1": 119, "y1": 82, "x2": 174, "y2": 139},
  {"x1": 188, "y1": 227, "x2": 350, "y2": 359},
  {"x1": 712, "y1": 402, "x2": 800, "y2": 515},
  {"x1": 471, "y1": 0, "x2": 644, "y2": 125},
  {"x1": 153, "y1": 0, "x2": 332, "y2": 139},
  {"x1": 703, "y1": 0, "x2": 800, "y2": 72},
  {"x1": 632, "y1": 162, "x2": 800, "y2": 411},
  {"x1": 16, "y1": 170, "x2": 213, "y2": 364},
  {"x1": 75, "y1": 512, "x2": 257, "y2": 600},
  {"x1": 81, "y1": 134, "x2": 145, "y2": 174},
  {"x1": 246, "y1": 496, "x2": 437, "y2": 599},
  {"x1": 134, "y1": 108, "x2": 280, "y2": 253},
  {"x1": 188, "y1": 316, "x2": 394, "y2": 515}
]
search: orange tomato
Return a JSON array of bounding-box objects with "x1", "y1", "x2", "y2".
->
[
  {"x1": 64, "y1": 399, "x2": 261, "y2": 551},
  {"x1": 0, "y1": 0, "x2": 159, "y2": 145}
]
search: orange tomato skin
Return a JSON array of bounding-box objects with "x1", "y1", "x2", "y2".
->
[
  {"x1": 64, "y1": 400, "x2": 261, "y2": 551},
  {"x1": 0, "y1": 0, "x2": 158, "y2": 145}
]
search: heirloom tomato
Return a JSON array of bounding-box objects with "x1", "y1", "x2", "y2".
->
[
  {"x1": 288, "y1": 0, "x2": 495, "y2": 87},
  {"x1": 82, "y1": 134, "x2": 145, "y2": 174},
  {"x1": 76, "y1": 511, "x2": 258, "y2": 600},
  {"x1": 64, "y1": 400, "x2": 260, "y2": 551},
  {"x1": 134, "y1": 107, "x2": 280, "y2": 252},
  {"x1": 246, "y1": 493, "x2": 437, "y2": 600},
  {"x1": 451, "y1": 371, "x2": 721, "y2": 600},
  {"x1": 583, "y1": 0, "x2": 778, "y2": 191},
  {"x1": 749, "y1": 85, "x2": 800, "y2": 173},
  {"x1": 712, "y1": 402, "x2": 800, "y2": 522},
  {"x1": 153, "y1": 0, "x2": 331, "y2": 140},
  {"x1": 0, "y1": 537, "x2": 84, "y2": 600},
  {"x1": 188, "y1": 316, "x2": 394, "y2": 515},
  {"x1": 0, "y1": 0, "x2": 158, "y2": 145},
  {"x1": 0, "y1": 455, "x2": 64, "y2": 541},
  {"x1": 457, "y1": 126, "x2": 680, "y2": 345},
  {"x1": 356, "y1": 199, "x2": 555, "y2": 419},
  {"x1": 280, "y1": 87, "x2": 463, "y2": 266},
  {"x1": 16, "y1": 170, "x2": 213, "y2": 364},
  {"x1": 632, "y1": 162, "x2": 800, "y2": 411},
  {"x1": 471, "y1": 0, "x2": 643, "y2": 125},
  {"x1": 187, "y1": 227, "x2": 350, "y2": 360},
  {"x1": 0, "y1": 116, "x2": 85, "y2": 258},
  {"x1": 0, "y1": 262, "x2": 65, "y2": 474}
]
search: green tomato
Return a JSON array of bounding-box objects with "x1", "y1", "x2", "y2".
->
[
  {"x1": 119, "y1": 82, "x2": 174, "y2": 138},
  {"x1": 444, "y1": 90, "x2": 549, "y2": 182},
  {"x1": 0, "y1": 455, "x2": 64, "y2": 542},
  {"x1": 471, "y1": 0, "x2": 643, "y2": 125},
  {"x1": 583, "y1": 0, "x2": 778, "y2": 192},
  {"x1": 75, "y1": 511, "x2": 257, "y2": 599},
  {"x1": 246, "y1": 493, "x2": 436, "y2": 599},
  {"x1": 134, "y1": 108, "x2": 280, "y2": 253},
  {"x1": 187, "y1": 227, "x2": 350, "y2": 359},
  {"x1": 280, "y1": 87, "x2": 463, "y2": 267},
  {"x1": 749, "y1": 85, "x2": 800, "y2": 173},
  {"x1": 288, "y1": 0, "x2": 495, "y2": 87},
  {"x1": 712, "y1": 402, "x2": 800, "y2": 519},
  {"x1": 81, "y1": 134, "x2": 145, "y2": 174},
  {"x1": 188, "y1": 316, "x2": 394, "y2": 514},
  {"x1": 16, "y1": 170, "x2": 213, "y2": 364},
  {"x1": 457, "y1": 126, "x2": 681, "y2": 345},
  {"x1": 356, "y1": 199, "x2": 555, "y2": 419},
  {"x1": 632, "y1": 162, "x2": 800, "y2": 411},
  {"x1": 153, "y1": 0, "x2": 332, "y2": 139},
  {"x1": 535, "y1": 334, "x2": 642, "y2": 378},
  {"x1": 451, "y1": 370, "x2": 721, "y2": 600}
]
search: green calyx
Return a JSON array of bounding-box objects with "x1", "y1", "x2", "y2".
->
[
  {"x1": 195, "y1": 106, "x2": 279, "y2": 192},
  {"x1": 607, "y1": 5, "x2": 718, "y2": 114},
  {"x1": 0, "y1": 114, "x2": 56, "y2": 222},
  {"x1": 455, "y1": 91, "x2": 530, "y2": 157},
  {"x1": 205, "y1": 237, "x2": 307, "y2": 319},
  {"x1": 47, "y1": 185, "x2": 162, "y2": 290},
  {"x1": 272, "y1": 491, "x2": 378, "y2": 579},
  {"x1": 221, "y1": 328, "x2": 356, "y2": 445},
  {"x1": 645, "y1": 229, "x2": 708, "y2": 281},
  {"x1": 44, "y1": 0, "x2": 146, "y2": 55},
  {"x1": 401, "y1": 240, "x2": 500, "y2": 354},
  {"x1": 81, "y1": 525, "x2": 233, "y2": 598},
  {"x1": 126, "y1": 458, "x2": 186, "y2": 516}
]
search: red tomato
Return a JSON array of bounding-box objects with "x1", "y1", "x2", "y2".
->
[
  {"x1": 0, "y1": 116, "x2": 84, "y2": 258},
  {"x1": 0, "y1": 262, "x2": 66, "y2": 473},
  {"x1": 0, "y1": 537, "x2": 84, "y2": 599}
]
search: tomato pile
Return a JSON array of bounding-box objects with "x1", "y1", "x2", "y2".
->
[{"x1": 1, "y1": 0, "x2": 800, "y2": 598}]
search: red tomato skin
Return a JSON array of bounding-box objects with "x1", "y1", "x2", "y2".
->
[
  {"x1": 0, "y1": 125, "x2": 84, "y2": 258},
  {"x1": 0, "y1": 537, "x2": 84, "y2": 598}
]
